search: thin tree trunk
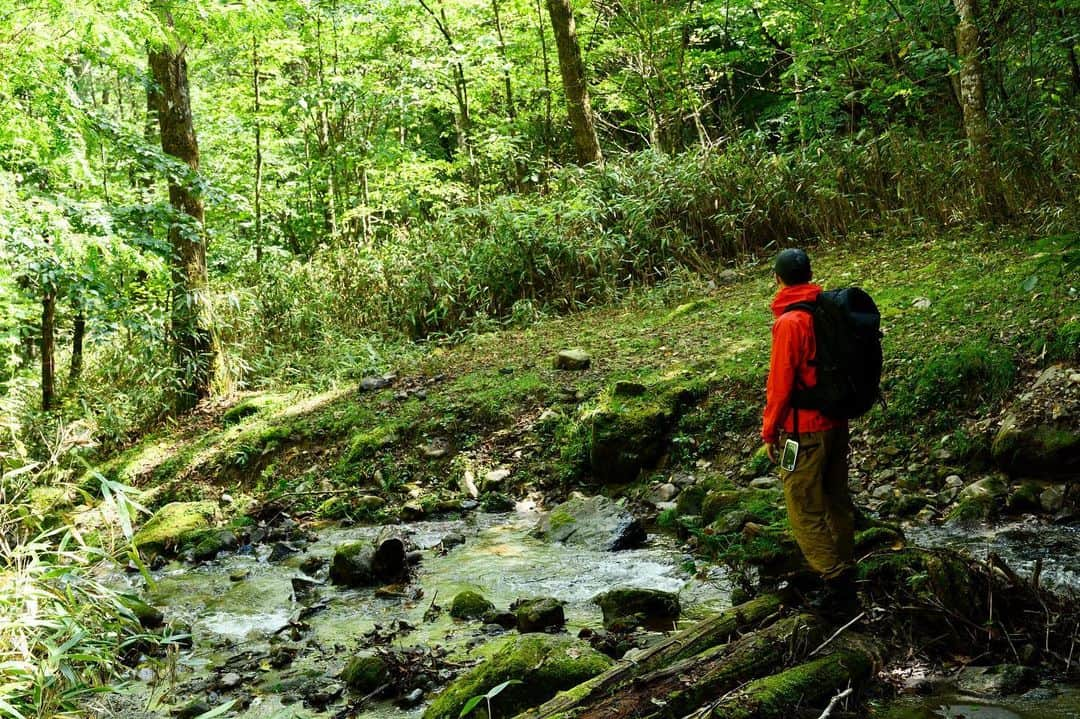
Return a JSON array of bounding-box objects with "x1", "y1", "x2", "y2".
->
[
  {"x1": 148, "y1": 44, "x2": 214, "y2": 413},
  {"x1": 535, "y1": 0, "x2": 553, "y2": 153},
  {"x1": 69, "y1": 308, "x2": 85, "y2": 383},
  {"x1": 492, "y1": 0, "x2": 516, "y2": 120},
  {"x1": 253, "y1": 35, "x2": 264, "y2": 264},
  {"x1": 547, "y1": 0, "x2": 603, "y2": 165},
  {"x1": 41, "y1": 284, "x2": 55, "y2": 412},
  {"x1": 953, "y1": 0, "x2": 1007, "y2": 217}
]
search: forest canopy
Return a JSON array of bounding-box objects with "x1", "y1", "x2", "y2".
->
[{"x1": 0, "y1": 0, "x2": 1077, "y2": 445}]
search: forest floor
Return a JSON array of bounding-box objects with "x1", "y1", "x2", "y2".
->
[
  {"x1": 87, "y1": 226, "x2": 1076, "y2": 523},
  {"x1": 69, "y1": 226, "x2": 1080, "y2": 719}
]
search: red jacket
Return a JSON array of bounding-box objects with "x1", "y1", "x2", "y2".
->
[{"x1": 761, "y1": 283, "x2": 842, "y2": 444}]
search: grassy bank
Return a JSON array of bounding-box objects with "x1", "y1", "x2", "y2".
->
[{"x1": 80, "y1": 227, "x2": 1077, "y2": 530}]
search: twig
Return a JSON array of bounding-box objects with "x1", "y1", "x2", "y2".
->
[
  {"x1": 816, "y1": 686, "x2": 853, "y2": 719},
  {"x1": 809, "y1": 613, "x2": 866, "y2": 657}
]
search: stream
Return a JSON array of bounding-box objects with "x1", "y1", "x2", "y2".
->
[
  {"x1": 93, "y1": 512, "x2": 1080, "y2": 719},
  {"x1": 95, "y1": 509, "x2": 728, "y2": 718}
]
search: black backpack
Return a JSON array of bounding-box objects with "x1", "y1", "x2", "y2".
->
[{"x1": 783, "y1": 287, "x2": 883, "y2": 421}]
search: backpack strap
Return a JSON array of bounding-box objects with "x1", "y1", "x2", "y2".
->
[{"x1": 781, "y1": 301, "x2": 817, "y2": 440}]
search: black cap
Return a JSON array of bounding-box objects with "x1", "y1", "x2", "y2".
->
[{"x1": 773, "y1": 249, "x2": 812, "y2": 285}]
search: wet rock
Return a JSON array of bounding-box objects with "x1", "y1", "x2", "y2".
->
[
  {"x1": 450, "y1": 590, "x2": 495, "y2": 620},
  {"x1": 512, "y1": 597, "x2": 565, "y2": 633},
  {"x1": 648, "y1": 483, "x2": 679, "y2": 504},
  {"x1": 532, "y1": 495, "x2": 645, "y2": 551},
  {"x1": 119, "y1": 596, "x2": 164, "y2": 629},
  {"x1": 956, "y1": 664, "x2": 1037, "y2": 697},
  {"x1": 441, "y1": 532, "x2": 466, "y2": 550},
  {"x1": 947, "y1": 475, "x2": 1008, "y2": 524},
  {"x1": 480, "y1": 491, "x2": 515, "y2": 513},
  {"x1": 299, "y1": 555, "x2": 326, "y2": 576},
  {"x1": 992, "y1": 365, "x2": 1080, "y2": 478},
  {"x1": 134, "y1": 501, "x2": 218, "y2": 557},
  {"x1": 262, "y1": 541, "x2": 295, "y2": 563},
  {"x1": 190, "y1": 529, "x2": 237, "y2": 562},
  {"x1": 406, "y1": 550, "x2": 424, "y2": 565},
  {"x1": 341, "y1": 653, "x2": 390, "y2": 694},
  {"x1": 290, "y1": 575, "x2": 322, "y2": 601},
  {"x1": 421, "y1": 634, "x2": 612, "y2": 719},
  {"x1": 329, "y1": 533, "x2": 408, "y2": 587},
  {"x1": 483, "y1": 610, "x2": 518, "y2": 629},
  {"x1": 1041, "y1": 485, "x2": 1067, "y2": 513},
  {"x1": 398, "y1": 688, "x2": 424, "y2": 708},
  {"x1": 1007, "y1": 480, "x2": 1046, "y2": 514},
  {"x1": 553, "y1": 349, "x2": 591, "y2": 370},
  {"x1": 593, "y1": 588, "x2": 680, "y2": 631}
]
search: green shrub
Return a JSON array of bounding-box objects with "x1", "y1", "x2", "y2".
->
[{"x1": 891, "y1": 340, "x2": 1016, "y2": 425}]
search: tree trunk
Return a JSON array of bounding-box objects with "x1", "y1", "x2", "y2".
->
[
  {"x1": 69, "y1": 309, "x2": 85, "y2": 383},
  {"x1": 41, "y1": 288, "x2": 55, "y2": 412},
  {"x1": 535, "y1": 0, "x2": 554, "y2": 155},
  {"x1": 492, "y1": 0, "x2": 516, "y2": 121},
  {"x1": 148, "y1": 45, "x2": 214, "y2": 413},
  {"x1": 547, "y1": 0, "x2": 603, "y2": 165},
  {"x1": 253, "y1": 36, "x2": 264, "y2": 264},
  {"x1": 953, "y1": 0, "x2": 1007, "y2": 217}
]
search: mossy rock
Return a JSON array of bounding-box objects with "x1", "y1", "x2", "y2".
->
[
  {"x1": 1006, "y1": 480, "x2": 1046, "y2": 514},
  {"x1": 513, "y1": 597, "x2": 565, "y2": 633},
  {"x1": 187, "y1": 529, "x2": 238, "y2": 561},
  {"x1": 585, "y1": 374, "x2": 705, "y2": 484},
  {"x1": 450, "y1": 590, "x2": 495, "y2": 620},
  {"x1": 701, "y1": 489, "x2": 744, "y2": 524},
  {"x1": 341, "y1": 653, "x2": 390, "y2": 694},
  {"x1": 479, "y1": 491, "x2": 515, "y2": 512},
  {"x1": 947, "y1": 475, "x2": 1007, "y2": 524},
  {"x1": 532, "y1": 495, "x2": 644, "y2": 551},
  {"x1": 421, "y1": 634, "x2": 612, "y2": 719},
  {"x1": 119, "y1": 595, "x2": 164, "y2": 629},
  {"x1": 134, "y1": 501, "x2": 218, "y2": 557},
  {"x1": 675, "y1": 484, "x2": 707, "y2": 516},
  {"x1": 593, "y1": 588, "x2": 680, "y2": 631}
]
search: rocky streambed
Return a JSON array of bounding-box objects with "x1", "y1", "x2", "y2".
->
[{"x1": 93, "y1": 504, "x2": 728, "y2": 719}]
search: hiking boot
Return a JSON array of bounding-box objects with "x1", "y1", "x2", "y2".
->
[{"x1": 806, "y1": 570, "x2": 859, "y2": 621}]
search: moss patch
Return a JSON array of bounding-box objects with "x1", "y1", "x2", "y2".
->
[{"x1": 422, "y1": 634, "x2": 612, "y2": 719}]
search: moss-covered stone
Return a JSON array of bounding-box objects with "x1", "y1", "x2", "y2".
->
[
  {"x1": 947, "y1": 475, "x2": 1007, "y2": 524},
  {"x1": 513, "y1": 597, "x2": 565, "y2": 633},
  {"x1": 593, "y1": 588, "x2": 680, "y2": 631},
  {"x1": 421, "y1": 634, "x2": 613, "y2": 719},
  {"x1": 450, "y1": 590, "x2": 496, "y2": 620},
  {"x1": 187, "y1": 529, "x2": 238, "y2": 561},
  {"x1": 1006, "y1": 480, "x2": 1045, "y2": 514},
  {"x1": 532, "y1": 495, "x2": 645, "y2": 551},
  {"x1": 701, "y1": 490, "x2": 745, "y2": 524},
  {"x1": 584, "y1": 373, "x2": 706, "y2": 484},
  {"x1": 341, "y1": 653, "x2": 390, "y2": 694},
  {"x1": 119, "y1": 595, "x2": 164, "y2": 629},
  {"x1": 330, "y1": 541, "x2": 376, "y2": 586},
  {"x1": 134, "y1": 501, "x2": 218, "y2": 556}
]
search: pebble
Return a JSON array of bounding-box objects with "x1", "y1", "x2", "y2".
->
[
  {"x1": 229, "y1": 569, "x2": 249, "y2": 582},
  {"x1": 749, "y1": 476, "x2": 780, "y2": 491}
]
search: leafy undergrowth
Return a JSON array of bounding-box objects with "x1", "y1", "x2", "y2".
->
[{"x1": 87, "y1": 228, "x2": 1076, "y2": 532}]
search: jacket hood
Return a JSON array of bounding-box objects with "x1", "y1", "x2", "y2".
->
[{"x1": 770, "y1": 283, "x2": 823, "y2": 318}]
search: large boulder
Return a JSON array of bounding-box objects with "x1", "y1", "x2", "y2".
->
[
  {"x1": 957, "y1": 664, "x2": 1037, "y2": 697},
  {"x1": 532, "y1": 494, "x2": 645, "y2": 551},
  {"x1": 593, "y1": 588, "x2": 680, "y2": 631},
  {"x1": 421, "y1": 634, "x2": 613, "y2": 719},
  {"x1": 947, "y1": 475, "x2": 1008, "y2": 524},
  {"x1": 450, "y1": 590, "x2": 495, "y2": 620},
  {"x1": 583, "y1": 374, "x2": 703, "y2": 484},
  {"x1": 992, "y1": 365, "x2": 1080, "y2": 479},
  {"x1": 134, "y1": 501, "x2": 218, "y2": 557}
]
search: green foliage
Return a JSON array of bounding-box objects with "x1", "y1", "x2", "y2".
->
[{"x1": 894, "y1": 340, "x2": 1017, "y2": 424}]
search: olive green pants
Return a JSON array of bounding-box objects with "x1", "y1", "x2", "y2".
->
[{"x1": 779, "y1": 426, "x2": 855, "y2": 579}]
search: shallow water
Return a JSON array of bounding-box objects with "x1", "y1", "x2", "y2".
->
[
  {"x1": 907, "y1": 520, "x2": 1080, "y2": 591},
  {"x1": 878, "y1": 687, "x2": 1080, "y2": 719},
  {"x1": 100, "y1": 510, "x2": 728, "y2": 718}
]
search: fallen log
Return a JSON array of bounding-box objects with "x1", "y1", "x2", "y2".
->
[
  {"x1": 572, "y1": 614, "x2": 827, "y2": 719},
  {"x1": 703, "y1": 642, "x2": 876, "y2": 719},
  {"x1": 514, "y1": 593, "x2": 785, "y2": 719}
]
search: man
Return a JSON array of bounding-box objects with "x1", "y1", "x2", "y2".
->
[{"x1": 762, "y1": 249, "x2": 856, "y2": 609}]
